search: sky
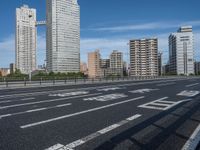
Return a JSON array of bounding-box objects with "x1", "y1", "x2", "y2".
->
[{"x1": 0, "y1": 0, "x2": 200, "y2": 68}]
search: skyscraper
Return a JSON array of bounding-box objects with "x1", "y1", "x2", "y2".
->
[
  {"x1": 130, "y1": 38, "x2": 158, "y2": 76},
  {"x1": 16, "y1": 5, "x2": 36, "y2": 74},
  {"x1": 46, "y1": 0, "x2": 80, "y2": 73},
  {"x1": 169, "y1": 26, "x2": 194, "y2": 75}
]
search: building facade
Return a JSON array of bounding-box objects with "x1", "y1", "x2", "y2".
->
[
  {"x1": 130, "y1": 38, "x2": 158, "y2": 76},
  {"x1": 195, "y1": 62, "x2": 200, "y2": 75},
  {"x1": 80, "y1": 62, "x2": 88, "y2": 75},
  {"x1": 88, "y1": 50, "x2": 101, "y2": 78},
  {"x1": 109, "y1": 50, "x2": 123, "y2": 76},
  {"x1": 169, "y1": 26, "x2": 194, "y2": 75},
  {"x1": 158, "y1": 52, "x2": 162, "y2": 76},
  {"x1": 46, "y1": 0, "x2": 80, "y2": 73},
  {"x1": 16, "y1": 5, "x2": 37, "y2": 74},
  {"x1": 10, "y1": 63, "x2": 16, "y2": 74}
]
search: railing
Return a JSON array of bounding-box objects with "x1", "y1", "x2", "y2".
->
[{"x1": 0, "y1": 76, "x2": 199, "y2": 88}]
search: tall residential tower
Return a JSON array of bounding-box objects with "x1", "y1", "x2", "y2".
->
[
  {"x1": 46, "y1": 0, "x2": 80, "y2": 73},
  {"x1": 16, "y1": 5, "x2": 37, "y2": 74},
  {"x1": 130, "y1": 38, "x2": 158, "y2": 76},
  {"x1": 169, "y1": 26, "x2": 194, "y2": 75}
]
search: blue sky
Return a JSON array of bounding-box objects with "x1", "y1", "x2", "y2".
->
[{"x1": 0, "y1": 0, "x2": 200, "y2": 68}]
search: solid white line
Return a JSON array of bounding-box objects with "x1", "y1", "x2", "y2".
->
[
  {"x1": 181, "y1": 124, "x2": 200, "y2": 150},
  {"x1": 0, "y1": 93, "x2": 101, "y2": 110},
  {"x1": 186, "y1": 83, "x2": 199, "y2": 87},
  {"x1": 20, "y1": 97, "x2": 144, "y2": 129},
  {"x1": 0, "y1": 103, "x2": 72, "y2": 119}
]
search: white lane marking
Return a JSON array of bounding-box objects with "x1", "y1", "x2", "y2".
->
[
  {"x1": 138, "y1": 97, "x2": 192, "y2": 111},
  {"x1": 177, "y1": 90, "x2": 200, "y2": 97},
  {"x1": 45, "y1": 143, "x2": 64, "y2": 150},
  {"x1": 0, "y1": 103, "x2": 72, "y2": 119},
  {"x1": 0, "y1": 100, "x2": 11, "y2": 104},
  {"x1": 126, "y1": 114, "x2": 142, "y2": 121},
  {"x1": 50, "y1": 114, "x2": 142, "y2": 150},
  {"x1": 0, "y1": 79, "x2": 181, "y2": 99},
  {"x1": 0, "y1": 93, "x2": 101, "y2": 110},
  {"x1": 56, "y1": 103, "x2": 72, "y2": 107},
  {"x1": 97, "y1": 87, "x2": 124, "y2": 92},
  {"x1": 98, "y1": 124, "x2": 120, "y2": 134},
  {"x1": 83, "y1": 94, "x2": 127, "y2": 102},
  {"x1": 156, "y1": 82, "x2": 176, "y2": 86},
  {"x1": 20, "y1": 97, "x2": 144, "y2": 129},
  {"x1": 129, "y1": 89, "x2": 159, "y2": 94},
  {"x1": 181, "y1": 124, "x2": 200, "y2": 150},
  {"x1": 0, "y1": 97, "x2": 35, "y2": 104},
  {"x1": 186, "y1": 83, "x2": 199, "y2": 87},
  {"x1": 49, "y1": 91, "x2": 89, "y2": 97},
  {"x1": 0, "y1": 114, "x2": 11, "y2": 119},
  {"x1": 21, "y1": 97, "x2": 35, "y2": 101},
  {"x1": 26, "y1": 108, "x2": 47, "y2": 113}
]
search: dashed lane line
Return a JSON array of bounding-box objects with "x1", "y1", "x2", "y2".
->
[
  {"x1": 0, "y1": 93, "x2": 101, "y2": 110},
  {"x1": 0, "y1": 103, "x2": 72, "y2": 119},
  {"x1": 20, "y1": 96, "x2": 144, "y2": 129},
  {"x1": 45, "y1": 114, "x2": 142, "y2": 150},
  {"x1": 185, "y1": 83, "x2": 199, "y2": 88},
  {"x1": 156, "y1": 82, "x2": 176, "y2": 87},
  {"x1": 0, "y1": 97, "x2": 36, "y2": 104}
]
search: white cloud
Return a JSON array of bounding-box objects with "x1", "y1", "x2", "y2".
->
[{"x1": 90, "y1": 20, "x2": 200, "y2": 32}]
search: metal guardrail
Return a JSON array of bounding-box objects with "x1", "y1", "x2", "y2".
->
[{"x1": 0, "y1": 76, "x2": 199, "y2": 88}]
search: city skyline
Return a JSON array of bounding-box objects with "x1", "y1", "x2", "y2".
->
[{"x1": 0, "y1": 0, "x2": 200, "y2": 68}]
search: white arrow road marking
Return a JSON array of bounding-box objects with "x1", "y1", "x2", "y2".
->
[
  {"x1": 177, "y1": 90, "x2": 199, "y2": 97},
  {"x1": 83, "y1": 94, "x2": 127, "y2": 102},
  {"x1": 0, "y1": 93, "x2": 101, "y2": 110},
  {"x1": 129, "y1": 89, "x2": 159, "y2": 94}
]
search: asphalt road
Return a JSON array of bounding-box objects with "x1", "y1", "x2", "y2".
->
[{"x1": 0, "y1": 78, "x2": 200, "y2": 150}]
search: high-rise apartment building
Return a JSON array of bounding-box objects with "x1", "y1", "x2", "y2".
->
[
  {"x1": 130, "y1": 38, "x2": 158, "y2": 76},
  {"x1": 88, "y1": 50, "x2": 101, "y2": 78},
  {"x1": 46, "y1": 0, "x2": 80, "y2": 73},
  {"x1": 158, "y1": 52, "x2": 162, "y2": 76},
  {"x1": 16, "y1": 5, "x2": 36, "y2": 74},
  {"x1": 169, "y1": 26, "x2": 194, "y2": 75},
  {"x1": 109, "y1": 50, "x2": 123, "y2": 76}
]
